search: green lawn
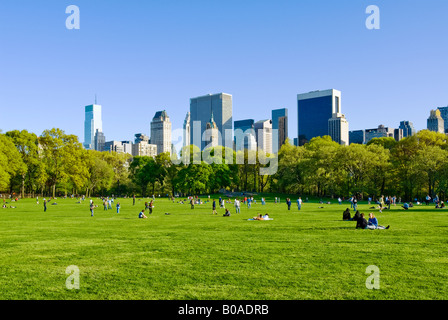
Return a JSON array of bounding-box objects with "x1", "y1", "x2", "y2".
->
[{"x1": 1, "y1": 195, "x2": 448, "y2": 300}]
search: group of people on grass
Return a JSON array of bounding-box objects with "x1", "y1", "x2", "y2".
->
[{"x1": 343, "y1": 208, "x2": 390, "y2": 230}]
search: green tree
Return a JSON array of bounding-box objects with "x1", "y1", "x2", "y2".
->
[
  {"x1": 0, "y1": 134, "x2": 26, "y2": 192},
  {"x1": 5, "y1": 130, "x2": 39, "y2": 197}
]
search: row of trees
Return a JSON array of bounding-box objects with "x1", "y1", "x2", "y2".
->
[
  {"x1": 1, "y1": 128, "x2": 448, "y2": 200},
  {"x1": 274, "y1": 130, "x2": 448, "y2": 201}
]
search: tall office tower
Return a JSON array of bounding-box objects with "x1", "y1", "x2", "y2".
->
[
  {"x1": 204, "y1": 112, "x2": 220, "y2": 148},
  {"x1": 183, "y1": 112, "x2": 191, "y2": 148},
  {"x1": 234, "y1": 119, "x2": 256, "y2": 151},
  {"x1": 272, "y1": 108, "x2": 288, "y2": 153},
  {"x1": 427, "y1": 109, "x2": 445, "y2": 133},
  {"x1": 365, "y1": 125, "x2": 397, "y2": 143},
  {"x1": 399, "y1": 121, "x2": 416, "y2": 137},
  {"x1": 328, "y1": 113, "x2": 349, "y2": 146},
  {"x1": 104, "y1": 141, "x2": 125, "y2": 154},
  {"x1": 349, "y1": 130, "x2": 365, "y2": 145},
  {"x1": 437, "y1": 106, "x2": 448, "y2": 133},
  {"x1": 254, "y1": 120, "x2": 273, "y2": 154},
  {"x1": 151, "y1": 110, "x2": 172, "y2": 155},
  {"x1": 93, "y1": 129, "x2": 106, "y2": 152},
  {"x1": 190, "y1": 93, "x2": 233, "y2": 150},
  {"x1": 297, "y1": 89, "x2": 342, "y2": 146},
  {"x1": 83, "y1": 104, "x2": 102, "y2": 150},
  {"x1": 134, "y1": 133, "x2": 150, "y2": 144}
]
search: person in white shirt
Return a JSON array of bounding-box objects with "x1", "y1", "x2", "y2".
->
[{"x1": 235, "y1": 199, "x2": 240, "y2": 213}]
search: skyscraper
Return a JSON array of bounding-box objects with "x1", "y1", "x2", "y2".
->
[
  {"x1": 151, "y1": 110, "x2": 172, "y2": 155},
  {"x1": 190, "y1": 93, "x2": 233, "y2": 150},
  {"x1": 183, "y1": 112, "x2": 191, "y2": 148},
  {"x1": 399, "y1": 121, "x2": 416, "y2": 137},
  {"x1": 272, "y1": 108, "x2": 288, "y2": 153},
  {"x1": 204, "y1": 112, "x2": 220, "y2": 148},
  {"x1": 254, "y1": 120, "x2": 273, "y2": 154},
  {"x1": 83, "y1": 104, "x2": 102, "y2": 150},
  {"x1": 93, "y1": 129, "x2": 105, "y2": 152},
  {"x1": 437, "y1": 106, "x2": 448, "y2": 133},
  {"x1": 297, "y1": 89, "x2": 342, "y2": 146},
  {"x1": 328, "y1": 113, "x2": 349, "y2": 146},
  {"x1": 234, "y1": 119, "x2": 256, "y2": 151},
  {"x1": 427, "y1": 109, "x2": 445, "y2": 133}
]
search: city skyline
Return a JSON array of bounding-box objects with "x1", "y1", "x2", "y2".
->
[{"x1": 1, "y1": 1, "x2": 448, "y2": 142}]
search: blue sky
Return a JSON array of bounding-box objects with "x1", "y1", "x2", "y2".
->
[{"x1": 1, "y1": 0, "x2": 447, "y2": 142}]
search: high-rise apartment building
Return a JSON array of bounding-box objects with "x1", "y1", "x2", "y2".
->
[
  {"x1": 83, "y1": 104, "x2": 102, "y2": 150},
  {"x1": 328, "y1": 113, "x2": 349, "y2": 146},
  {"x1": 297, "y1": 89, "x2": 342, "y2": 146},
  {"x1": 254, "y1": 120, "x2": 273, "y2": 154},
  {"x1": 272, "y1": 108, "x2": 288, "y2": 153},
  {"x1": 151, "y1": 110, "x2": 172, "y2": 155},
  {"x1": 427, "y1": 109, "x2": 445, "y2": 133},
  {"x1": 183, "y1": 112, "x2": 191, "y2": 148},
  {"x1": 190, "y1": 93, "x2": 233, "y2": 150}
]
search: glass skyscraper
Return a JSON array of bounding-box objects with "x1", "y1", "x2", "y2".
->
[
  {"x1": 84, "y1": 104, "x2": 102, "y2": 150},
  {"x1": 189, "y1": 93, "x2": 233, "y2": 150},
  {"x1": 399, "y1": 121, "x2": 416, "y2": 137},
  {"x1": 297, "y1": 89, "x2": 342, "y2": 146},
  {"x1": 234, "y1": 119, "x2": 256, "y2": 151},
  {"x1": 271, "y1": 108, "x2": 288, "y2": 153}
]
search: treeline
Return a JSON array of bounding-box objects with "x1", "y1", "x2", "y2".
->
[
  {"x1": 274, "y1": 130, "x2": 448, "y2": 201},
  {"x1": 1, "y1": 128, "x2": 448, "y2": 201}
]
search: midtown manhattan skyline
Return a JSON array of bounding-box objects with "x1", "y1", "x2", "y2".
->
[{"x1": 1, "y1": 0, "x2": 448, "y2": 141}]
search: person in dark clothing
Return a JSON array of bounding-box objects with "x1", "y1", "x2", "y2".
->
[
  {"x1": 355, "y1": 213, "x2": 368, "y2": 229},
  {"x1": 343, "y1": 208, "x2": 351, "y2": 221}
]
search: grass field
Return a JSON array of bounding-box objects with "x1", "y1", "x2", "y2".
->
[{"x1": 1, "y1": 195, "x2": 448, "y2": 300}]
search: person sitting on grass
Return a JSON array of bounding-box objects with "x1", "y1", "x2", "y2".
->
[
  {"x1": 436, "y1": 201, "x2": 445, "y2": 209},
  {"x1": 402, "y1": 202, "x2": 410, "y2": 210},
  {"x1": 343, "y1": 208, "x2": 351, "y2": 221},
  {"x1": 367, "y1": 213, "x2": 390, "y2": 230},
  {"x1": 355, "y1": 212, "x2": 367, "y2": 229},
  {"x1": 223, "y1": 209, "x2": 231, "y2": 217},
  {"x1": 139, "y1": 210, "x2": 148, "y2": 219}
]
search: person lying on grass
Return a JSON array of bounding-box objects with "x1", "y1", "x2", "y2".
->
[{"x1": 248, "y1": 214, "x2": 272, "y2": 221}]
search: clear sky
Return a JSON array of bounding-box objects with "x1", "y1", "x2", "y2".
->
[{"x1": 1, "y1": 0, "x2": 447, "y2": 142}]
